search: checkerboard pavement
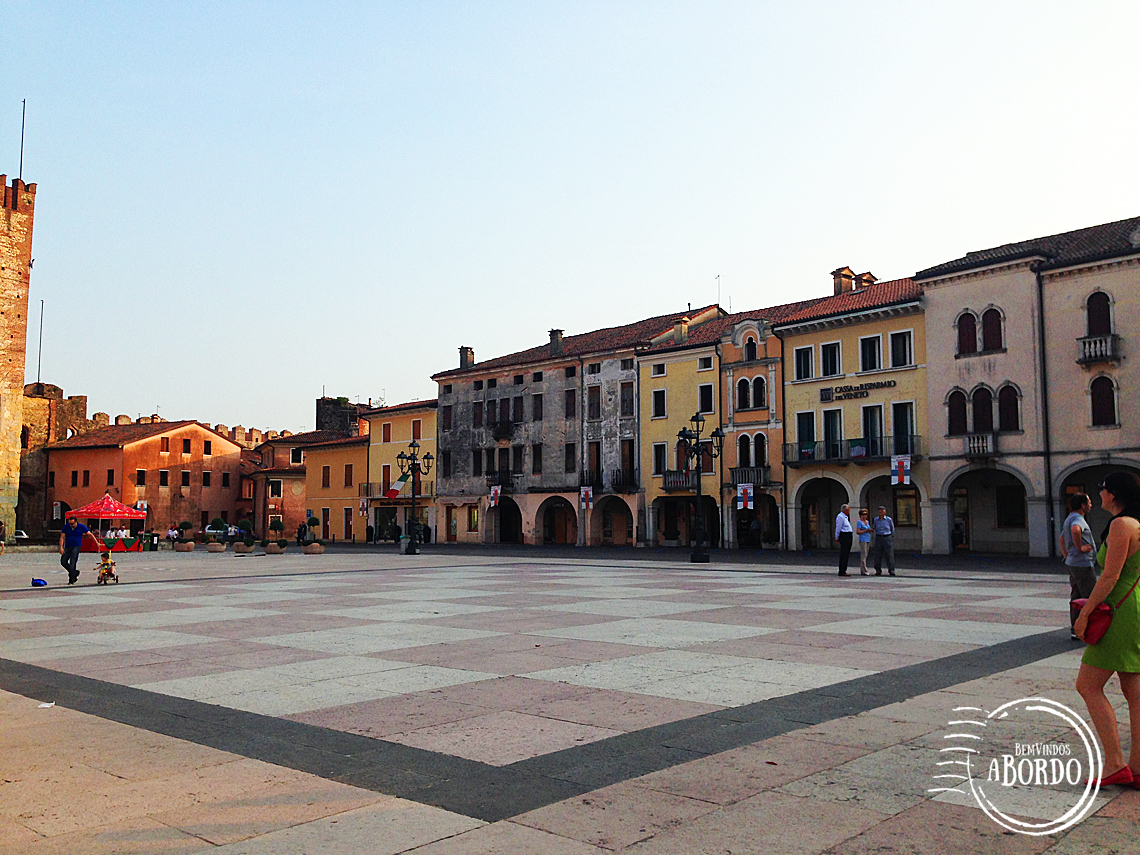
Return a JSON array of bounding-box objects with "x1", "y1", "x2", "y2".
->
[{"x1": 2, "y1": 550, "x2": 1138, "y2": 853}]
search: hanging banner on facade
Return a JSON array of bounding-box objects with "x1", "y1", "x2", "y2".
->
[
  {"x1": 489, "y1": 485, "x2": 501, "y2": 508},
  {"x1": 736, "y1": 483, "x2": 753, "y2": 510},
  {"x1": 52, "y1": 501, "x2": 61, "y2": 520},
  {"x1": 891, "y1": 455, "x2": 911, "y2": 485},
  {"x1": 384, "y1": 471, "x2": 411, "y2": 499},
  {"x1": 580, "y1": 486, "x2": 593, "y2": 510},
  {"x1": 135, "y1": 500, "x2": 148, "y2": 511},
  {"x1": 360, "y1": 499, "x2": 367, "y2": 517}
]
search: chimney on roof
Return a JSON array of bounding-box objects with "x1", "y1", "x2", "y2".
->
[
  {"x1": 459, "y1": 346, "x2": 474, "y2": 370},
  {"x1": 549, "y1": 329, "x2": 564, "y2": 355},
  {"x1": 831, "y1": 266, "x2": 856, "y2": 296},
  {"x1": 854, "y1": 272, "x2": 877, "y2": 290},
  {"x1": 674, "y1": 316, "x2": 690, "y2": 344}
]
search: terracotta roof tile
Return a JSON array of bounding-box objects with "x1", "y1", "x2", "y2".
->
[
  {"x1": 257, "y1": 429, "x2": 347, "y2": 448},
  {"x1": 303, "y1": 435, "x2": 371, "y2": 449},
  {"x1": 915, "y1": 216, "x2": 1140, "y2": 279},
  {"x1": 46, "y1": 420, "x2": 199, "y2": 450},
  {"x1": 640, "y1": 297, "x2": 832, "y2": 352},
  {"x1": 363, "y1": 399, "x2": 437, "y2": 416},
  {"x1": 431, "y1": 306, "x2": 722, "y2": 378},
  {"x1": 772, "y1": 278, "x2": 921, "y2": 326}
]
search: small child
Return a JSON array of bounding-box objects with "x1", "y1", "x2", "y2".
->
[{"x1": 95, "y1": 551, "x2": 118, "y2": 585}]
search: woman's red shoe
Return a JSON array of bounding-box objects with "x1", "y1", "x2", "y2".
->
[{"x1": 1090, "y1": 767, "x2": 1134, "y2": 787}]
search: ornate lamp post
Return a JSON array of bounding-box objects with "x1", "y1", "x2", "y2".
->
[
  {"x1": 396, "y1": 439, "x2": 434, "y2": 555},
  {"x1": 677, "y1": 412, "x2": 725, "y2": 563}
]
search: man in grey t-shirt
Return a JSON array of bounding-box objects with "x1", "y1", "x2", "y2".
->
[{"x1": 1060, "y1": 492, "x2": 1097, "y2": 639}]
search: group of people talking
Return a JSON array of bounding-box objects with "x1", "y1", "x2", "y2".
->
[{"x1": 833, "y1": 504, "x2": 896, "y2": 576}]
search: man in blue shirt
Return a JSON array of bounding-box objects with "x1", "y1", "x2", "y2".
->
[
  {"x1": 59, "y1": 517, "x2": 98, "y2": 585},
  {"x1": 872, "y1": 506, "x2": 896, "y2": 576}
]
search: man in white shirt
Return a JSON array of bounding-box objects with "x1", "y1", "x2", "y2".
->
[{"x1": 834, "y1": 503, "x2": 853, "y2": 576}]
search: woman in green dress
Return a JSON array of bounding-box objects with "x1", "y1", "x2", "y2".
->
[{"x1": 1074, "y1": 471, "x2": 1140, "y2": 787}]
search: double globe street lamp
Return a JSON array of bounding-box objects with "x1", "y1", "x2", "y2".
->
[
  {"x1": 396, "y1": 439, "x2": 433, "y2": 555},
  {"x1": 676, "y1": 412, "x2": 725, "y2": 563}
]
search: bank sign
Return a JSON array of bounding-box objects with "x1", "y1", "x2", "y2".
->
[{"x1": 820, "y1": 379, "x2": 897, "y2": 402}]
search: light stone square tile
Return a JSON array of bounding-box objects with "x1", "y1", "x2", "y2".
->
[
  {"x1": 250, "y1": 624, "x2": 503, "y2": 654},
  {"x1": 168, "y1": 591, "x2": 325, "y2": 606},
  {"x1": 531, "y1": 617, "x2": 780, "y2": 648},
  {"x1": 86, "y1": 606, "x2": 285, "y2": 628},
  {"x1": 315, "y1": 601, "x2": 507, "y2": 621},
  {"x1": 802, "y1": 616, "x2": 1056, "y2": 645},
  {"x1": 969, "y1": 595, "x2": 1071, "y2": 610},
  {"x1": 536, "y1": 600, "x2": 726, "y2": 618},
  {"x1": 0, "y1": 593, "x2": 142, "y2": 610},
  {"x1": 351, "y1": 588, "x2": 503, "y2": 601},
  {"x1": 364, "y1": 665, "x2": 498, "y2": 695},
  {"x1": 626, "y1": 673, "x2": 796, "y2": 706},
  {"x1": 542, "y1": 586, "x2": 692, "y2": 599},
  {"x1": 523, "y1": 661, "x2": 700, "y2": 690},
  {"x1": 3, "y1": 630, "x2": 216, "y2": 662},
  {"x1": 0, "y1": 610, "x2": 58, "y2": 623},
  {"x1": 713, "y1": 659, "x2": 875, "y2": 688},
  {"x1": 750, "y1": 598, "x2": 946, "y2": 616},
  {"x1": 261, "y1": 655, "x2": 418, "y2": 681},
  {"x1": 200, "y1": 681, "x2": 399, "y2": 716}
]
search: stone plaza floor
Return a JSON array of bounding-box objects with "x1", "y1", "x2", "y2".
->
[{"x1": 1, "y1": 548, "x2": 1138, "y2": 853}]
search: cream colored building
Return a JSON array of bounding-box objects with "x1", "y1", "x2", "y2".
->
[{"x1": 915, "y1": 216, "x2": 1140, "y2": 555}]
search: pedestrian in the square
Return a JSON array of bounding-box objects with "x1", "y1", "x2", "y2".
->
[
  {"x1": 835, "y1": 503, "x2": 853, "y2": 576},
  {"x1": 0, "y1": 518, "x2": 7, "y2": 555},
  {"x1": 749, "y1": 515, "x2": 762, "y2": 550},
  {"x1": 856, "y1": 509, "x2": 872, "y2": 575},
  {"x1": 1061, "y1": 492, "x2": 1098, "y2": 640},
  {"x1": 873, "y1": 506, "x2": 896, "y2": 576},
  {"x1": 1074, "y1": 471, "x2": 1140, "y2": 787},
  {"x1": 58, "y1": 517, "x2": 98, "y2": 585}
]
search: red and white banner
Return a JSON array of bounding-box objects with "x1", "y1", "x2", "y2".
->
[
  {"x1": 580, "y1": 486, "x2": 593, "y2": 510},
  {"x1": 891, "y1": 455, "x2": 911, "y2": 486},
  {"x1": 489, "y1": 485, "x2": 501, "y2": 508},
  {"x1": 736, "y1": 483, "x2": 753, "y2": 510}
]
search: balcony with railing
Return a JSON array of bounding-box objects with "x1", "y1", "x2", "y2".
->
[
  {"x1": 580, "y1": 469, "x2": 603, "y2": 490},
  {"x1": 359, "y1": 480, "x2": 434, "y2": 499},
  {"x1": 784, "y1": 435, "x2": 922, "y2": 466},
  {"x1": 1077, "y1": 334, "x2": 1122, "y2": 365},
  {"x1": 490, "y1": 421, "x2": 517, "y2": 441},
  {"x1": 730, "y1": 466, "x2": 770, "y2": 487},
  {"x1": 662, "y1": 469, "x2": 700, "y2": 491},
  {"x1": 964, "y1": 433, "x2": 996, "y2": 457},
  {"x1": 485, "y1": 470, "x2": 517, "y2": 491},
  {"x1": 608, "y1": 468, "x2": 639, "y2": 492}
]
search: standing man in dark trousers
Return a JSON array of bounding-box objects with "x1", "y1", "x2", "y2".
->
[
  {"x1": 835, "y1": 503, "x2": 853, "y2": 576},
  {"x1": 58, "y1": 517, "x2": 98, "y2": 585},
  {"x1": 873, "y1": 506, "x2": 896, "y2": 576},
  {"x1": 1059, "y1": 492, "x2": 1097, "y2": 640}
]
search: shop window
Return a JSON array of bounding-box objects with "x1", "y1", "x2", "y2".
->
[{"x1": 467, "y1": 506, "x2": 479, "y2": 532}]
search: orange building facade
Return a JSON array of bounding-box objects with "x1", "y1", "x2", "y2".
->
[{"x1": 44, "y1": 421, "x2": 244, "y2": 534}]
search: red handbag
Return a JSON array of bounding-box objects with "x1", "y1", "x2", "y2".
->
[{"x1": 1071, "y1": 574, "x2": 1140, "y2": 644}]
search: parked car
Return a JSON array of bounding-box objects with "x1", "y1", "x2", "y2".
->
[
  {"x1": 13, "y1": 529, "x2": 28, "y2": 543},
  {"x1": 203, "y1": 526, "x2": 233, "y2": 543}
]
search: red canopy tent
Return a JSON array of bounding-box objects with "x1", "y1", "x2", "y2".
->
[{"x1": 66, "y1": 493, "x2": 147, "y2": 552}]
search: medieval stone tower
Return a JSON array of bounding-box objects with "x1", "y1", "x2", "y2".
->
[{"x1": 0, "y1": 175, "x2": 36, "y2": 537}]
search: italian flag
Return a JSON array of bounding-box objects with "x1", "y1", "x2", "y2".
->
[{"x1": 385, "y1": 472, "x2": 412, "y2": 499}]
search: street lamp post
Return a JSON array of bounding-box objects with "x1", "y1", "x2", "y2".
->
[
  {"x1": 396, "y1": 439, "x2": 434, "y2": 556},
  {"x1": 677, "y1": 412, "x2": 725, "y2": 563}
]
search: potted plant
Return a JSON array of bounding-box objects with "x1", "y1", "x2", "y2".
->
[
  {"x1": 174, "y1": 521, "x2": 195, "y2": 552},
  {"x1": 206, "y1": 517, "x2": 227, "y2": 553},
  {"x1": 233, "y1": 520, "x2": 256, "y2": 554},
  {"x1": 265, "y1": 518, "x2": 287, "y2": 554},
  {"x1": 302, "y1": 515, "x2": 325, "y2": 554}
]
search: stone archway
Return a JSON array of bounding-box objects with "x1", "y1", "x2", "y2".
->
[
  {"x1": 1057, "y1": 460, "x2": 1140, "y2": 546},
  {"x1": 492, "y1": 496, "x2": 523, "y2": 544},
  {"x1": 537, "y1": 496, "x2": 577, "y2": 545},
  {"x1": 590, "y1": 496, "x2": 634, "y2": 546},
  {"x1": 945, "y1": 469, "x2": 1029, "y2": 554},
  {"x1": 797, "y1": 478, "x2": 849, "y2": 550},
  {"x1": 858, "y1": 475, "x2": 924, "y2": 553}
]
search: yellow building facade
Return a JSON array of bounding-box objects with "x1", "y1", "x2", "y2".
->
[
  {"x1": 775, "y1": 272, "x2": 932, "y2": 553},
  {"x1": 302, "y1": 436, "x2": 370, "y2": 542},
  {"x1": 361, "y1": 400, "x2": 438, "y2": 543},
  {"x1": 639, "y1": 324, "x2": 725, "y2": 548}
]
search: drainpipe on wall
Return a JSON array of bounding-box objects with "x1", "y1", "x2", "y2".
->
[
  {"x1": 1035, "y1": 266, "x2": 1056, "y2": 558},
  {"x1": 774, "y1": 326, "x2": 789, "y2": 551},
  {"x1": 716, "y1": 341, "x2": 725, "y2": 549},
  {"x1": 578, "y1": 355, "x2": 586, "y2": 547}
]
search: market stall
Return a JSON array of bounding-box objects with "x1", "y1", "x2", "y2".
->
[{"x1": 65, "y1": 493, "x2": 147, "y2": 552}]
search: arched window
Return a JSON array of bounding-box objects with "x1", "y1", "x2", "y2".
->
[
  {"x1": 998, "y1": 386, "x2": 1019, "y2": 432},
  {"x1": 1091, "y1": 377, "x2": 1117, "y2": 426},
  {"x1": 972, "y1": 387, "x2": 994, "y2": 433},
  {"x1": 753, "y1": 377, "x2": 767, "y2": 409},
  {"x1": 981, "y1": 308, "x2": 1003, "y2": 351},
  {"x1": 737, "y1": 378, "x2": 750, "y2": 410},
  {"x1": 947, "y1": 391, "x2": 967, "y2": 436},
  {"x1": 1087, "y1": 292, "x2": 1112, "y2": 337},
  {"x1": 675, "y1": 439, "x2": 689, "y2": 470},
  {"x1": 957, "y1": 313, "x2": 977, "y2": 356},
  {"x1": 744, "y1": 337, "x2": 757, "y2": 362},
  {"x1": 737, "y1": 434, "x2": 752, "y2": 468},
  {"x1": 754, "y1": 433, "x2": 768, "y2": 466}
]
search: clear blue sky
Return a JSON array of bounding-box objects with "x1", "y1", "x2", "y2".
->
[{"x1": 4, "y1": 2, "x2": 1137, "y2": 430}]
